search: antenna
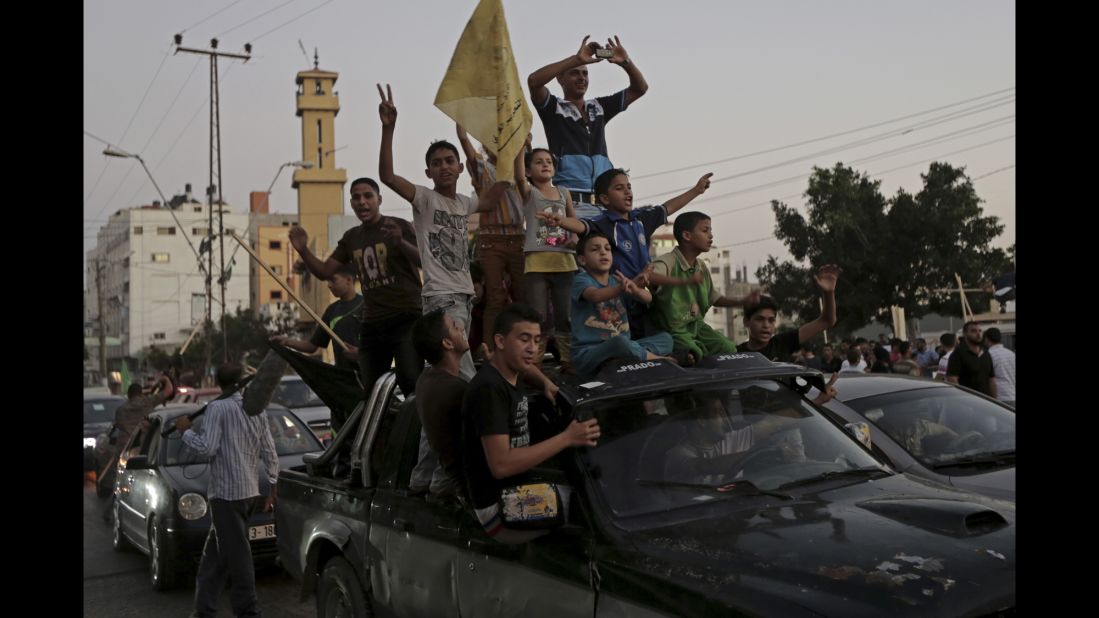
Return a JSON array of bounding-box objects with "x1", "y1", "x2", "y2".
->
[{"x1": 298, "y1": 39, "x2": 310, "y2": 68}]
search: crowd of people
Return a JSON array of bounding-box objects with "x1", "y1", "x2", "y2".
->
[{"x1": 788, "y1": 325, "x2": 1015, "y2": 407}]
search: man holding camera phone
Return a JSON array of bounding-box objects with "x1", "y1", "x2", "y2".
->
[{"x1": 528, "y1": 35, "x2": 649, "y2": 219}]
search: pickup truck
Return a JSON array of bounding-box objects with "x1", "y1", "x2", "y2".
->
[{"x1": 276, "y1": 353, "x2": 1016, "y2": 617}]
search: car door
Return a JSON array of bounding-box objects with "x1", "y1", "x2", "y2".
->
[
  {"x1": 454, "y1": 462, "x2": 597, "y2": 617},
  {"x1": 116, "y1": 424, "x2": 152, "y2": 546},
  {"x1": 368, "y1": 393, "x2": 464, "y2": 616}
]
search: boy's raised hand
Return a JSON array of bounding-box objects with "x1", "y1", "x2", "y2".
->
[
  {"x1": 576, "y1": 35, "x2": 603, "y2": 64},
  {"x1": 814, "y1": 264, "x2": 842, "y2": 293},
  {"x1": 377, "y1": 83, "x2": 397, "y2": 127},
  {"x1": 288, "y1": 225, "x2": 308, "y2": 252},
  {"x1": 616, "y1": 270, "x2": 638, "y2": 295},
  {"x1": 693, "y1": 172, "x2": 714, "y2": 195}
]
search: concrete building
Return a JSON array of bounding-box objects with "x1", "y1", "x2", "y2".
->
[
  {"x1": 247, "y1": 189, "x2": 301, "y2": 324},
  {"x1": 84, "y1": 190, "x2": 249, "y2": 368}
]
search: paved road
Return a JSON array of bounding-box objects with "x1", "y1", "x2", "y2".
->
[{"x1": 83, "y1": 476, "x2": 315, "y2": 617}]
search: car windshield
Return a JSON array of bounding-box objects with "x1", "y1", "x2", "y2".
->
[
  {"x1": 580, "y1": 379, "x2": 884, "y2": 521},
  {"x1": 843, "y1": 387, "x2": 1015, "y2": 468},
  {"x1": 161, "y1": 409, "x2": 320, "y2": 465},
  {"x1": 84, "y1": 399, "x2": 123, "y2": 424},
  {"x1": 271, "y1": 379, "x2": 323, "y2": 408}
]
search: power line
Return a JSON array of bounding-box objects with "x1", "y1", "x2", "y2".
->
[
  {"x1": 251, "y1": 0, "x2": 338, "y2": 42},
  {"x1": 681, "y1": 128, "x2": 1015, "y2": 213},
  {"x1": 181, "y1": 0, "x2": 248, "y2": 33},
  {"x1": 121, "y1": 58, "x2": 205, "y2": 208},
  {"x1": 972, "y1": 165, "x2": 1015, "y2": 180},
  {"x1": 632, "y1": 86, "x2": 1015, "y2": 180},
  {"x1": 704, "y1": 138, "x2": 1015, "y2": 221},
  {"x1": 216, "y1": 0, "x2": 300, "y2": 38},
  {"x1": 85, "y1": 43, "x2": 175, "y2": 207},
  {"x1": 636, "y1": 96, "x2": 1015, "y2": 202}
]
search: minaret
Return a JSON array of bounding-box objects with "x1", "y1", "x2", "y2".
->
[{"x1": 293, "y1": 50, "x2": 348, "y2": 320}]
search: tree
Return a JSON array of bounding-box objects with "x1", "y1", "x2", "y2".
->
[
  {"x1": 144, "y1": 345, "x2": 172, "y2": 372},
  {"x1": 759, "y1": 162, "x2": 1013, "y2": 337},
  {"x1": 180, "y1": 308, "x2": 279, "y2": 381}
]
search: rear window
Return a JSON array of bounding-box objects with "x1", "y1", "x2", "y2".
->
[
  {"x1": 162, "y1": 409, "x2": 321, "y2": 465},
  {"x1": 84, "y1": 399, "x2": 123, "y2": 424},
  {"x1": 271, "y1": 379, "x2": 323, "y2": 408}
]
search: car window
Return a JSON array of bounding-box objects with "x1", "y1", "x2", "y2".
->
[
  {"x1": 84, "y1": 399, "x2": 122, "y2": 424},
  {"x1": 161, "y1": 409, "x2": 321, "y2": 466},
  {"x1": 581, "y1": 379, "x2": 884, "y2": 523},
  {"x1": 271, "y1": 379, "x2": 323, "y2": 408},
  {"x1": 843, "y1": 387, "x2": 1015, "y2": 468}
]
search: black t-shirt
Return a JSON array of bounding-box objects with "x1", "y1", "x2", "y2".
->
[
  {"x1": 310, "y1": 294, "x2": 364, "y2": 372},
  {"x1": 736, "y1": 329, "x2": 801, "y2": 363},
  {"x1": 415, "y1": 367, "x2": 467, "y2": 479},
  {"x1": 947, "y1": 345, "x2": 994, "y2": 395},
  {"x1": 329, "y1": 216, "x2": 422, "y2": 322},
  {"x1": 461, "y1": 364, "x2": 531, "y2": 510},
  {"x1": 821, "y1": 356, "x2": 843, "y2": 373}
]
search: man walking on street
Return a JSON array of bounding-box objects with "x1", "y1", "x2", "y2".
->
[{"x1": 175, "y1": 363, "x2": 279, "y2": 618}]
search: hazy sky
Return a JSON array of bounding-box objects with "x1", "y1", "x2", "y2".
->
[{"x1": 84, "y1": 0, "x2": 1015, "y2": 285}]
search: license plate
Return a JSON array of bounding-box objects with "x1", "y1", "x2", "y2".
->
[{"x1": 248, "y1": 524, "x2": 275, "y2": 540}]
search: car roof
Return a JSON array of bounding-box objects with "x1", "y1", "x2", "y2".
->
[
  {"x1": 833, "y1": 373, "x2": 950, "y2": 401},
  {"x1": 559, "y1": 353, "x2": 826, "y2": 405}
]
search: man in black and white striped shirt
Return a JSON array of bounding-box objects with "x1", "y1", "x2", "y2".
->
[{"x1": 176, "y1": 363, "x2": 279, "y2": 618}]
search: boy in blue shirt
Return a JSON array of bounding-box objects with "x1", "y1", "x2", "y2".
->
[
  {"x1": 541, "y1": 167, "x2": 712, "y2": 339},
  {"x1": 570, "y1": 231, "x2": 673, "y2": 378}
]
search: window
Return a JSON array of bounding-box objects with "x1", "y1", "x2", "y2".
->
[
  {"x1": 122, "y1": 257, "x2": 130, "y2": 268},
  {"x1": 269, "y1": 240, "x2": 282, "y2": 250},
  {"x1": 272, "y1": 265, "x2": 283, "y2": 275},
  {"x1": 151, "y1": 253, "x2": 170, "y2": 263},
  {"x1": 192, "y1": 227, "x2": 209, "y2": 236},
  {"x1": 281, "y1": 221, "x2": 290, "y2": 226},
  {"x1": 710, "y1": 267, "x2": 720, "y2": 274},
  {"x1": 152, "y1": 332, "x2": 166, "y2": 340},
  {"x1": 194, "y1": 206, "x2": 203, "y2": 212},
  {"x1": 157, "y1": 226, "x2": 176, "y2": 236},
  {"x1": 316, "y1": 119, "x2": 322, "y2": 144},
  {"x1": 133, "y1": 226, "x2": 143, "y2": 235},
  {"x1": 315, "y1": 79, "x2": 323, "y2": 95},
  {"x1": 270, "y1": 290, "x2": 283, "y2": 300}
]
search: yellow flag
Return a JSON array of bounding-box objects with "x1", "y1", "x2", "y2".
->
[{"x1": 434, "y1": 0, "x2": 531, "y2": 182}]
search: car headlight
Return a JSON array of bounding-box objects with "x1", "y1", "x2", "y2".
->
[
  {"x1": 84, "y1": 437, "x2": 97, "y2": 448},
  {"x1": 178, "y1": 493, "x2": 208, "y2": 520}
]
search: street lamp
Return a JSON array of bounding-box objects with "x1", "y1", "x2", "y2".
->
[
  {"x1": 102, "y1": 146, "x2": 207, "y2": 275},
  {"x1": 103, "y1": 146, "x2": 168, "y2": 207},
  {"x1": 261, "y1": 160, "x2": 314, "y2": 212}
]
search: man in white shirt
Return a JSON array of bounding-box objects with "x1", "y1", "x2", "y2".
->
[{"x1": 983, "y1": 327, "x2": 1015, "y2": 406}]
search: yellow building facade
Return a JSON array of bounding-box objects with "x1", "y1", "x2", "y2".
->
[{"x1": 292, "y1": 65, "x2": 348, "y2": 319}]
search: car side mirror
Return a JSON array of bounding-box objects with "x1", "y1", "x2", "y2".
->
[{"x1": 124, "y1": 455, "x2": 151, "y2": 470}]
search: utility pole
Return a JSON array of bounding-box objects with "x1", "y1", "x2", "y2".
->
[
  {"x1": 95, "y1": 257, "x2": 107, "y2": 377},
  {"x1": 174, "y1": 34, "x2": 251, "y2": 363}
]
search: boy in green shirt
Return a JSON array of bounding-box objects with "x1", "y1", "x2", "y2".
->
[{"x1": 649, "y1": 212, "x2": 757, "y2": 366}]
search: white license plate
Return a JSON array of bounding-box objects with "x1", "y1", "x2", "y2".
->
[{"x1": 248, "y1": 524, "x2": 275, "y2": 540}]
